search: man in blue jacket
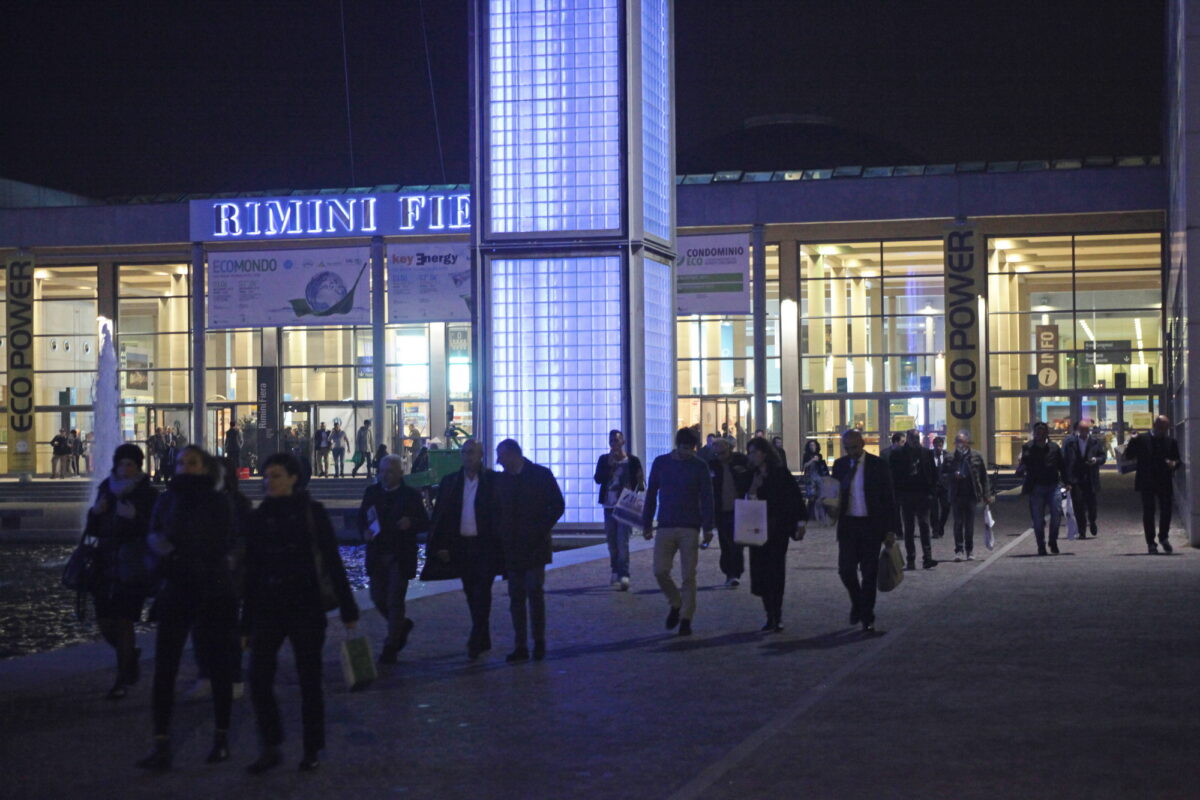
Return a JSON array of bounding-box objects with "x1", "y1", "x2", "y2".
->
[{"x1": 642, "y1": 428, "x2": 716, "y2": 636}]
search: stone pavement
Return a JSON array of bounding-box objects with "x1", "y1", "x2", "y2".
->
[{"x1": 1, "y1": 474, "x2": 1197, "y2": 799}]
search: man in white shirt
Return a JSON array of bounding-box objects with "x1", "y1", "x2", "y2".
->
[
  {"x1": 429, "y1": 439, "x2": 504, "y2": 660},
  {"x1": 830, "y1": 429, "x2": 899, "y2": 633}
]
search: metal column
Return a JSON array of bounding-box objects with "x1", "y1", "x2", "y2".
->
[
  {"x1": 190, "y1": 243, "x2": 206, "y2": 445},
  {"x1": 752, "y1": 224, "x2": 768, "y2": 434}
]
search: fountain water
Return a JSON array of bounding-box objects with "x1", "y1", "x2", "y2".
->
[{"x1": 86, "y1": 318, "x2": 122, "y2": 514}]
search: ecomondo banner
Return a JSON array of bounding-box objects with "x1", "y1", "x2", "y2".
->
[
  {"x1": 675, "y1": 233, "x2": 751, "y2": 315},
  {"x1": 387, "y1": 243, "x2": 472, "y2": 323},
  {"x1": 207, "y1": 247, "x2": 371, "y2": 328},
  {"x1": 5, "y1": 254, "x2": 36, "y2": 474}
]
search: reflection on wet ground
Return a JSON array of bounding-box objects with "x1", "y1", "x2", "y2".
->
[{"x1": 0, "y1": 543, "x2": 389, "y2": 659}]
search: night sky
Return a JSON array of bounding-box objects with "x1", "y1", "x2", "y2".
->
[{"x1": 0, "y1": 0, "x2": 1165, "y2": 198}]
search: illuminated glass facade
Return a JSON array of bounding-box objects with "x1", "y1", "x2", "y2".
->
[
  {"x1": 640, "y1": 0, "x2": 672, "y2": 241},
  {"x1": 486, "y1": 0, "x2": 622, "y2": 234},
  {"x1": 643, "y1": 256, "x2": 674, "y2": 460},
  {"x1": 490, "y1": 256, "x2": 623, "y2": 523}
]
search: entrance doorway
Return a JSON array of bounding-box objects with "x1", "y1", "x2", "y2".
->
[
  {"x1": 989, "y1": 390, "x2": 1157, "y2": 467},
  {"x1": 678, "y1": 395, "x2": 753, "y2": 451}
]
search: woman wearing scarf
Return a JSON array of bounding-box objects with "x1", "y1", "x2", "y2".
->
[
  {"x1": 136, "y1": 445, "x2": 238, "y2": 771},
  {"x1": 85, "y1": 442, "x2": 159, "y2": 700},
  {"x1": 745, "y1": 438, "x2": 807, "y2": 632}
]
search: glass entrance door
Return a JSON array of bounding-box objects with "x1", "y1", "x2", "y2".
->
[
  {"x1": 678, "y1": 396, "x2": 753, "y2": 451},
  {"x1": 281, "y1": 402, "x2": 313, "y2": 465}
]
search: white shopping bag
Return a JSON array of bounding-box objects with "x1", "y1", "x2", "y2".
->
[
  {"x1": 611, "y1": 488, "x2": 645, "y2": 529},
  {"x1": 733, "y1": 498, "x2": 769, "y2": 546},
  {"x1": 983, "y1": 506, "x2": 996, "y2": 551},
  {"x1": 1061, "y1": 488, "x2": 1079, "y2": 540}
]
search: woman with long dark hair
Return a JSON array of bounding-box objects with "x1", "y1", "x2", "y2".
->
[
  {"x1": 85, "y1": 443, "x2": 159, "y2": 699},
  {"x1": 744, "y1": 438, "x2": 806, "y2": 632},
  {"x1": 243, "y1": 452, "x2": 358, "y2": 774},
  {"x1": 136, "y1": 445, "x2": 238, "y2": 771}
]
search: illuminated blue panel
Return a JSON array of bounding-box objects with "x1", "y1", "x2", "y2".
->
[
  {"x1": 643, "y1": 256, "x2": 674, "y2": 460},
  {"x1": 641, "y1": 0, "x2": 671, "y2": 241},
  {"x1": 487, "y1": 0, "x2": 621, "y2": 234},
  {"x1": 491, "y1": 256, "x2": 622, "y2": 523}
]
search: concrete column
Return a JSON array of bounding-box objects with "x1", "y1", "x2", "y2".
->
[
  {"x1": 371, "y1": 236, "x2": 386, "y2": 449},
  {"x1": 429, "y1": 322, "x2": 448, "y2": 443},
  {"x1": 752, "y1": 224, "x2": 768, "y2": 434},
  {"x1": 779, "y1": 238, "x2": 802, "y2": 463},
  {"x1": 190, "y1": 243, "x2": 206, "y2": 445}
]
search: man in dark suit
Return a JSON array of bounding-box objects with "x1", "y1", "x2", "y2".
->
[
  {"x1": 1125, "y1": 415, "x2": 1182, "y2": 554},
  {"x1": 495, "y1": 439, "x2": 565, "y2": 663},
  {"x1": 888, "y1": 429, "x2": 938, "y2": 570},
  {"x1": 1061, "y1": 418, "x2": 1107, "y2": 539},
  {"x1": 928, "y1": 436, "x2": 952, "y2": 538},
  {"x1": 1018, "y1": 421, "x2": 1064, "y2": 556},
  {"x1": 832, "y1": 429, "x2": 899, "y2": 633},
  {"x1": 429, "y1": 439, "x2": 504, "y2": 659}
]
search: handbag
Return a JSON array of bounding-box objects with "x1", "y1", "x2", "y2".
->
[
  {"x1": 611, "y1": 488, "x2": 645, "y2": 529},
  {"x1": 351, "y1": 450, "x2": 365, "y2": 467},
  {"x1": 62, "y1": 532, "x2": 100, "y2": 592},
  {"x1": 877, "y1": 542, "x2": 905, "y2": 592},
  {"x1": 1115, "y1": 444, "x2": 1137, "y2": 475},
  {"x1": 733, "y1": 498, "x2": 769, "y2": 546},
  {"x1": 983, "y1": 506, "x2": 996, "y2": 551},
  {"x1": 1061, "y1": 488, "x2": 1079, "y2": 540},
  {"x1": 340, "y1": 636, "x2": 378, "y2": 691},
  {"x1": 305, "y1": 505, "x2": 340, "y2": 612}
]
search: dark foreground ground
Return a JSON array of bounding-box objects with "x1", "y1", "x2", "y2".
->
[{"x1": 1, "y1": 473, "x2": 1196, "y2": 800}]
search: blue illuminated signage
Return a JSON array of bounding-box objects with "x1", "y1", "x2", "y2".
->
[{"x1": 189, "y1": 192, "x2": 471, "y2": 241}]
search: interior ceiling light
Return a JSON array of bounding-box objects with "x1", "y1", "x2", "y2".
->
[
  {"x1": 817, "y1": 245, "x2": 847, "y2": 256},
  {"x1": 993, "y1": 239, "x2": 1019, "y2": 250},
  {"x1": 1080, "y1": 320, "x2": 1096, "y2": 342}
]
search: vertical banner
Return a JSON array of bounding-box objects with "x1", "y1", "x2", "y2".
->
[
  {"x1": 943, "y1": 225, "x2": 986, "y2": 448},
  {"x1": 255, "y1": 367, "x2": 278, "y2": 471},
  {"x1": 6, "y1": 255, "x2": 36, "y2": 475},
  {"x1": 387, "y1": 243, "x2": 473, "y2": 322},
  {"x1": 1036, "y1": 325, "x2": 1060, "y2": 388}
]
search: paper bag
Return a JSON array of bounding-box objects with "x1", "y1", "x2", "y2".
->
[
  {"x1": 733, "y1": 498, "x2": 769, "y2": 546},
  {"x1": 612, "y1": 488, "x2": 645, "y2": 529},
  {"x1": 877, "y1": 543, "x2": 905, "y2": 592},
  {"x1": 340, "y1": 636, "x2": 378, "y2": 691}
]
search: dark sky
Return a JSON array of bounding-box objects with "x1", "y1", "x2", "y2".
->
[{"x1": 0, "y1": 0, "x2": 1165, "y2": 198}]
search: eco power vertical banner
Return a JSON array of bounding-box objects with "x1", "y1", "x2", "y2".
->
[
  {"x1": 6, "y1": 254, "x2": 36, "y2": 475},
  {"x1": 943, "y1": 226, "x2": 986, "y2": 448}
]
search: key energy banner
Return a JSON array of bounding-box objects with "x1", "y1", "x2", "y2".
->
[
  {"x1": 675, "y1": 233, "x2": 751, "y2": 315},
  {"x1": 943, "y1": 225, "x2": 987, "y2": 448},
  {"x1": 207, "y1": 247, "x2": 371, "y2": 328},
  {"x1": 387, "y1": 243, "x2": 473, "y2": 322},
  {"x1": 5, "y1": 254, "x2": 36, "y2": 475}
]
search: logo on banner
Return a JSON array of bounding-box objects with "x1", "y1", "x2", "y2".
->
[
  {"x1": 1036, "y1": 325, "x2": 1060, "y2": 388},
  {"x1": 289, "y1": 262, "x2": 369, "y2": 318}
]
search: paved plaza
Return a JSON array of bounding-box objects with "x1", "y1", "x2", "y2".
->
[{"x1": 1, "y1": 473, "x2": 1197, "y2": 799}]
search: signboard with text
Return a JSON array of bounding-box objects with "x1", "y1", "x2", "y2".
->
[
  {"x1": 675, "y1": 233, "x2": 751, "y2": 315},
  {"x1": 5, "y1": 254, "x2": 36, "y2": 474},
  {"x1": 1036, "y1": 325, "x2": 1060, "y2": 388},
  {"x1": 387, "y1": 243, "x2": 473, "y2": 323},
  {"x1": 1084, "y1": 340, "x2": 1132, "y2": 365},
  {"x1": 207, "y1": 247, "x2": 371, "y2": 329},
  {"x1": 943, "y1": 226, "x2": 986, "y2": 448}
]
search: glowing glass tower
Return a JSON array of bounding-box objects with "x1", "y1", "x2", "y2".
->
[{"x1": 471, "y1": 0, "x2": 676, "y2": 523}]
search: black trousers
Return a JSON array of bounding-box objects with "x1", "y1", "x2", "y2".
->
[
  {"x1": 249, "y1": 612, "x2": 328, "y2": 754},
  {"x1": 898, "y1": 491, "x2": 933, "y2": 563},
  {"x1": 715, "y1": 510, "x2": 745, "y2": 578},
  {"x1": 460, "y1": 543, "x2": 496, "y2": 648},
  {"x1": 1141, "y1": 488, "x2": 1173, "y2": 545},
  {"x1": 837, "y1": 518, "x2": 884, "y2": 625},
  {"x1": 749, "y1": 539, "x2": 788, "y2": 622},
  {"x1": 952, "y1": 497, "x2": 977, "y2": 554},
  {"x1": 507, "y1": 566, "x2": 546, "y2": 647},
  {"x1": 152, "y1": 593, "x2": 238, "y2": 736},
  {"x1": 930, "y1": 488, "x2": 950, "y2": 536},
  {"x1": 1071, "y1": 482, "x2": 1099, "y2": 535}
]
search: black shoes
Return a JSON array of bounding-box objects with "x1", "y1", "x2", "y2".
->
[
  {"x1": 678, "y1": 619, "x2": 692, "y2": 636},
  {"x1": 665, "y1": 606, "x2": 681, "y2": 630},
  {"x1": 923, "y1": 559, "x2": 938, "y2": 569},
  {"x1": 247, "y1": 747, "x2": 283, "y2": 775},
  {"x1": 105, "y1": 680, "x2": 128, "y2": 701},
  {"x1": 396, "y1": 618, "x2": 415, "y2": 651},
  {"x1": 1049, "y1": 541, "x2": 1060, "y2": 555},
  {"x1": 124, "y1": 647, "x2": 141, "y2": 686},
  {"x1": 506, "y1": 648, "x2": 530, "y2": 664},
  {"x1": 761, "y1": 620, "x2": 775, "y2": 632},
  {"x1": 206, "y1": 731, "x2": 230, "y2": 764},
  {"x1": 135, "y1": 737, "x2": 172, "y2": 772},
  {"x1": 861, "y1": 622, "x2": 876, "y2": 634},
  {"x1": 1148, "y1": 543, "x2": 1159, "y2": 554},
  {"x1": 532, "y1": 641, "x2": 546, "y2": 661},
  {"x1": 378, "y1": 641, "x2": 399, "y2": 665},
  {"x1": 905, "y1": 558, "x2": 917, "y2": 571},
  {"x1": 1037, "y1": 545, "x2": 1048, "y2": 556},
  {"x1": 298, "y1": 751, "x2": 320, "y2": 772},
  {"x1": 467, "y1": 638, "x2": 491, "y2": 660},
  {"x1": 849, "y1": 608, "x2": 861, "y2": 626},
  {"x1": 1161, "y1": 540, "x2": 1174, "y2": 554}
]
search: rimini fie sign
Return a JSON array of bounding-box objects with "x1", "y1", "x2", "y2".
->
[
  {"x1": 5, "y1": 253, "x2": 35, "y2": 475},
  {"x1": 943, "y1": 225, "x2": 986, "y2": 447},
  {"x1": 189, "y1": 192, "x2": 471, "y2": 241},
  {"x1": 675, "y1": 233, "x2": 751, "y2": 315},
  {"x1": 207, "y1": 248, "x2": 372, "y2": 328}
]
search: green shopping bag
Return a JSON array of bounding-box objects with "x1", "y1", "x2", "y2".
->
[{"x1": 340, "y1": 636, "x2": 378, "y2": 691}]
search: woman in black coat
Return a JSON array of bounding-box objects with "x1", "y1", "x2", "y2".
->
[
  {"x1": 137, "y1": 446, "x2": 238, "y2": 771},
  {"x1": 86, "y1": 442, "x2": 160, "y2": 700},
  {"x1": 745, "y1": 438, "x2": 807, "y2": 632},
  {"x1": 243, "y1": 452, "x2": 359, "y2": 774}
]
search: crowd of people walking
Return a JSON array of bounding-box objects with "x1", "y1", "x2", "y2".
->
[{"x1": 70, "y1": 412, "x2": 1183, "y2": 775}]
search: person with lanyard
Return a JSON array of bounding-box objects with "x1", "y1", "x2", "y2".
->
[
  {"x1": 830, "y1": 428, "x2": 899, "y2": 634},
  {"x1": 1124, "y1": 415, "x2": 1182, "y2": 553},
  {"x1": 593, "y1": 429, "x2": 645, "y2": 591},
  {"x1": 1018, "y1": 421, "x2": 1064, "y2": 556},
  {"x1": 948, "y1": 431, "x2": 991, "y2": 561}
]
